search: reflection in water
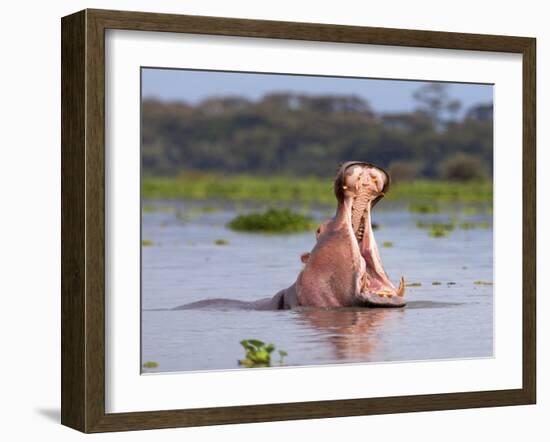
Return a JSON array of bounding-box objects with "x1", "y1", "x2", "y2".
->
[{"x1": 295, "y1": 308, "x2": 403, "y2": 362}]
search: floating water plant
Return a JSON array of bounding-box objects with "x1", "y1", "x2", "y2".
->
[
  {"x1": 417, "y1": 218, "x2": 490, "y2": 235},
  {"x1": 382, "y1": 241, "x2": 393, "y2": 248},
  {"x1": 142, "y1": 239, "x2": 154, "y2": 247},
  {"x1": 143, "y1": 361, "x2": 159, "y2": 368},
  {"x1": 429, "y1": 225, "x2": 450, "y2": 238},
  {"x1": 409, "y1": 203, "x2": 440, "y2": 214},
  {"x1": 228, "y1": 208, "x2": 316, "y2": 233},
  {"x1": 238, "y1": 339, "x2": 288, "y2": 368},
  {"x1": 432, "y1": 281, "x2": 442, "y2": 285},
  {"x1": 214, "y1": 239, "x2": 229, "y2": 246},
  {"x1": 416, "y1": 220, "x2": 456, "y2": 238},
  {"x1": 201, "y1": 206, "x2": 220, "y2": 213},
  {"x1": 406, "y1": 282, "x2": 422, "y2": 287},
  {"x1": 474, "y1": 280, "x2": 493, "y2": 286},
  {"x1": 459, "y1": 221, "x2": 491, "y2": 230},
  {"x1": 416, "y1": 221, "x2": 454, "y2": 230}
]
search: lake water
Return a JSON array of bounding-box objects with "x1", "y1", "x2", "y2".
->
[{"x1": 141, "y1": 200, "x2": 493, "y2": 373}]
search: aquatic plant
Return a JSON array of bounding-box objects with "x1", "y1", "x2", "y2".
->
[
  {"x1": 228, "y1": 208, "x2": 316, "y2": 233},
  {"x1": 432, "y1": 281, "x2": 442, "y2": 285},
  {"x1": 142, "y1": 239, "x2": 154, "y2": 247},
  {"x1": 459, "y1": 221, "x2": 491, "y2": 230},
  {"x1": 238, "y1": 339, "x2": 288, "y2": 368},
  {"x1": 214, "y1": 239, "x2": 229, "y2": 246},
  {"x1": 277, "y1": 350, "x2": 288, "y2": 364},
  {"x1": 416, "y1": 221, "x2": 454, "y2": 230},
  {"x1": 406, "y1": 282, "x2": 422, "y2": 287},
  {"x1": 416, "y1": 220, "x2": 456, "y2": 238},
  {"x1": 429, "y1": 225, "x2": 450, "y2": 238},
  {"x1": 143, "y1": 361, "x2": 159, "y2": 368},
  {"x1": 408, "y1": 203, "x2": 440, "y2": 214},
  {"x1": 382, "y1": 241, "x2": 394, "y2": 248},
  {"x1": 201, "y1": 206, "x2": 220, "y2": 213},
  {"x1": 474, "y1": 280, "x2": 493, "y2": 286}
]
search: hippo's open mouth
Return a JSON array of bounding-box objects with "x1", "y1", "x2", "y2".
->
[{"x1": 338, "y1": 162, "x2": 406, "y2": 307}]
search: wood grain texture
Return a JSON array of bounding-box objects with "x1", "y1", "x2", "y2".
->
[
  {"x1": 61, "y1": 10, "x2": 86, "y2": 432},
  {"x1": 522, "y1": 38, "x2": 536, "y2": 403},
  {"x1": 60, "y1": 8, "x2": 537, "y2": 433}
]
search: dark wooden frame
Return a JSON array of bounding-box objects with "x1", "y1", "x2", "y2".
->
[{"x1": 61, "y1": 8, "x2": 536, "y2": 433}]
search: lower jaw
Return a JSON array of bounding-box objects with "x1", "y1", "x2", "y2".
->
[
  {"x1": 350, "y1": 198, "x2": 405, "y2": 307},
  {"x1": 356, "y1": 229, "x2": 405, "y2": 306},
  {"x1": 361, "y1": 267, "x2": 405, "y2": 306},
  {"x1": 360, "y1": 291, "x2": 406, "y2": 307}
]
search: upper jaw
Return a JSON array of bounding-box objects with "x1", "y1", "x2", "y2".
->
[
  {"x1": 334, "y1": 161, "x2": 391, "y2": 208},
  {"x1": 337, "y1": 163, "x2": 406, "y2": 307}
]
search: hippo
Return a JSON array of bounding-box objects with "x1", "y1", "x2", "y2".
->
[
  {"x1": 269, "y1": 161, "x2": 405, "y2": 309},
  {"x1": 175, "y1": 161, "x2": 405, "y2": 310}
]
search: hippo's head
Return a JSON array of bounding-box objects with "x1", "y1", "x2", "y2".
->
[
  {"x1": 333, "y1": 161, "x2": 405, "y2": 306},
  {"x1": 334, "y1": 161, "x2": 390, "y2": 208}
]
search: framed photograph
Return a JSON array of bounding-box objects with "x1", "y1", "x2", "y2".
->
[{"x1": 61, "y1": 8, "x2": 536, "y2": 433}]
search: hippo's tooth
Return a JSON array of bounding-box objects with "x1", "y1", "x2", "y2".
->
[
  {"x1": 397, "y1": 276, "x2": 405, "y2": 297},
  {"x1": 342, "y1": 185, "x2": 348, "y2": 190}
]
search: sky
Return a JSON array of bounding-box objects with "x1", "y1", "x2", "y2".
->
[{"x1": 142, "y1": 68, "x2": 493, "y2": 117}]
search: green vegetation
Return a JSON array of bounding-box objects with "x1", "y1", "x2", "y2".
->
[
  {"x1": 415, "y1": 218, "x2": 491, "y2": 238},
  {"x1": 142, "y1": 175, "x2": 492, "y2": 204},
  {"x1": 391, "y1": 180, "x2": 492, "y2": 203},
  {"x1": 382, "y1": 241, "x2": 394, "y2": 248},
  {"x1": 142, "y1": 361, "x2": 159, "y2": 368},
  {"x1": 238, "y1": 339, "x2": 288, "y2": 368},
  {"x1": 474, "y1": 280, "x2": 493, "y2": 286},
  {"x1": 459, "y1": 221, "x2": 490, "y2": 230},
  {"x1": 409, "y1": 203, "x2": 440, "y2": 214},
  {"x1": 461, "y1": 206, "x2": 481, "y2": 215},
  {"x1": 142, "y1": 239, "x2": 154, "y2": 247},
  {"x1": 406, "y1": 282, "x2": 422, "y2": 287},
  {"x1": 432, "y1": 281, "x2": 442, "y2": 285},
  {"x1": 142, "y1": 88, "x2": 492, "y2": 180},
  {"x1": 201, "y1": 206, "x2": 220, "y2": 213},
  {"x1": 416, "y1": 221, "x2": 456, "y2": 238},
  {"x1": 439, "y1": 152, "x2": 488, "y2": 181},
  {"x1": 429, "y1": 225, "x2": 451, "y2": 238},
  {"x1": 214, "y1": 239, "x2": 229, "y2": 245},
  {"x1": 228, "y1": 208, "x2": 316, "y2": 233}
]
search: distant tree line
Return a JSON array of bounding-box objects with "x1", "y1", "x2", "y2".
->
[{"x1": 142, "y1": 84, "x2": 493, "y2": 181}]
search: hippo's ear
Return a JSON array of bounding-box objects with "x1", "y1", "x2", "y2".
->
[{"x1": 333, "y1": 163, "x2": 347, "y2": 202}]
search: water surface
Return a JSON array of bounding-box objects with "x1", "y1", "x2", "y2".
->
[{"x1": 141, "y1": 201, "x2": 493, "y2": 372}]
